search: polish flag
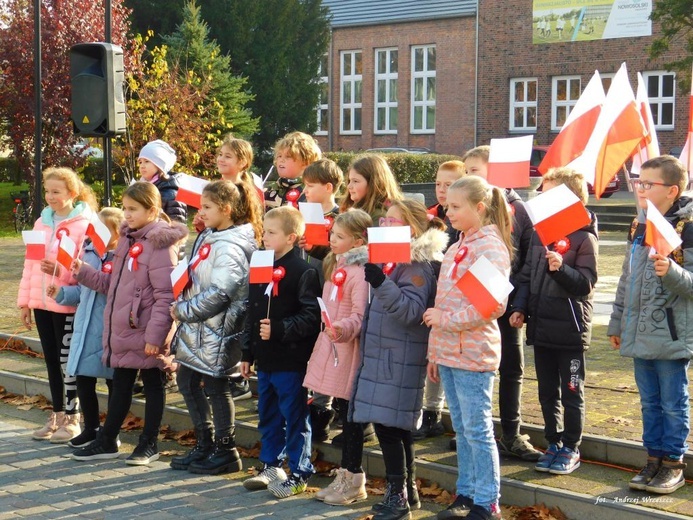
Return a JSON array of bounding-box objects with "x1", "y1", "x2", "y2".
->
[
  {"x1": 679, "y1": 64, "x2": 693, "y2": 182},
  {"x1": 174, "y1": 174, "x2": 209, "y2": 209},
  {"x1": 525, "y1": 183, "x2": 591, "y2": 246},
  {"x1": 170, "y1": 258, "x2": 190, "y2": 299},
  {"x1": 86, "y1": 217, "x2": 111, "y2": 257},
  {"x1": 368, "y1": 226, "x2": 411, "y2": 264},
  {"x1": 645, "y1": 200, "x2": 682, "y2": 258},
  {"x1": 249, "y1": 250, "x2": 275, "y2": 284},
  {"x1": 56, "y1": 234, "x2": 77, "y2": 272},
  {"x1": 630, "y1": 72, "x2": 660, "y2": 176},
  {"x1": 540, "y1": 71, "x2": 604, "y2": 174},
  {"x1": 299, "y1": 202, "x2": 329, "y2": 246},
  {"x1": 22, "y1": 230, "x2": 46, "y2": 260},
  {"x1": 487, "y1": 135, "x2": 533, "y2": 188},
  {"x1": 317, "y1": 297, "x2": 334, "y2": 332},
  {"x1": 456, "y1": 256, "x2": 513, "y2": 319}
]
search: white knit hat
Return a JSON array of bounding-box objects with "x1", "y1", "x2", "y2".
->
[{"x1": 138, "y1": 140, "x2": 177, "y2": 174}]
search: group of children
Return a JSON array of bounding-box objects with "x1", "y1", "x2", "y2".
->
[{"x1": 17, "y1": 128, "x2": 692, "y2": 520}]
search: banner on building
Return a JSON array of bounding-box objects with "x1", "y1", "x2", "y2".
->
[{"x1": 532, "y1": 0, "x2": 652, "y2": 44}]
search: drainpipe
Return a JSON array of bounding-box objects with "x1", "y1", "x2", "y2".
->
[
  {"x1": 328, "y1": 28, "x2": 334, "y2": 152},
  {"x1": 473, "y1": 0, "x2": 479, "y2": 148}
]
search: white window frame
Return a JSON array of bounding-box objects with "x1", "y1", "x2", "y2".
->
[
  {"x1": 551, "y1": 75, "x2": 581, "y2": 131},
  {"x1": 374, "y1": 48, "x2": 398, "y2": 135},
  {"x1": 315, "y1": 54, "x2": 329, "y2": 136},
  {"x1": 509, "y1": 77, "x2": 538, "y2": 132},
  {"x1": 410, "y1": 45, "x2": 436, "y2": 134},
  {"x1": 340, "y1": 50, "x2": 362, "y2": 135},
  {"x1": 642, "y1": 71, "x2": 676, "y2": 130}
]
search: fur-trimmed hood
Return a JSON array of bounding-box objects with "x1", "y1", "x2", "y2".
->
[
  {"x1": 409, "y1": 228, "x2": 448, "y2": 264},
  {"x1": 339, "y1": 245, "x2": 369, "y2": 267},
  {"x1": 673, "y1": 195, "x2": 693, "y2": 221},
  {"x1": 120, "y1": 219, "x2": 189, "y2": 250}
]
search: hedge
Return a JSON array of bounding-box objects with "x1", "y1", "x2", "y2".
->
[{"x1": 0, "y1": 157, "x2": 22, "y2": 183}]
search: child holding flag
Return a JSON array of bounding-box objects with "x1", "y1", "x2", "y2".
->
[
  {"x1": 351, "y1": 199, "x2": 447, "y2": 520},
  {"x1": 169, "y1": 180, "x2": 259, "y2": 474},
  {"x1": 509, "y1": 167, "x2": 598, "y2": 476},
  {"x1": 424, "y1": 176, "x2": 513, "y2": 520},
  {"x1": 71, "y1": 182, "x2": 188, "y2": 465},
  {"x1": 18, "y1": 166, "x2": 97, "y2": 443},
  {"x1": 608, "y1": 155, "x2": 693, "y2": 495}
]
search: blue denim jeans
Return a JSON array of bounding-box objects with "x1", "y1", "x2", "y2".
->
[
  {"x1": 439, "y1": 365, "x2": 500, "y2": 508},
  {"x1": 257, "y1": 370, "x2": 314, "y2": 477},
  {"x1": 633, "y1": 358, "x2": 690, "y2": 459}
]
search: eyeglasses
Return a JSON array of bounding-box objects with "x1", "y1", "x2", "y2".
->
[
  {"x1": 631, "y1": 179, "x2": 674, "y2": 191},
  {"x1": 379, "y1": 216, "x2": 405, "y2": 227}
]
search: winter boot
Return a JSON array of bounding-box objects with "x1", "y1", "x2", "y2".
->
[
  {"x1": 315, "y1": 468, "x2": 348, "y2": 501},
  {"x1": 645, "y1": 457, "x2": 687, "y2": 494},
  {"x1": 373, "y1": 476, "x2": 410, "y2": 520},
  {"x1": 629, "y1": 456, "x2": 662, "y2": 490},
  {"x1": 170, "y1": 428, "x2": 213, "y2": 470},
  {"x1": 406, "y1": 463, "x2": 421, "y2": 510},
  {"x1": 412, "y1": 411, "x2": 444, "y2": 440},
  {"x1": 324, "y1": 470, "x2": 368, "y2": 505},
  {"x1": 50, "y1": 412, "x2": 82, "y2": 443},
  {"x1": 126, "y1": 434, "x2": 159, "y2": 465},
  {"x1": 310, "y1": 403, "x2": 335, "y2": 443},
  {"x1": 188, "y1": 435, "x2": 243, "y2": 475}
]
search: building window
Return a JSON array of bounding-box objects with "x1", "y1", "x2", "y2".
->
[
  {"x1": 340, "y1": 50, "x2": 362, "y2": 134},
  {"x1": 411, "y1": 45, "x2": 436, "y2": 133},
  {"x1": 316, "y1": 54, "x2": 329, "y2": 136},
  {"x1": 374, "y1": 48, "x2": 398, "y2": 134},
  {"x1": 509, "y1": 78, "x2": 537, "y2": 131},
  {"x1": 551, "y1": 76, "x2": 581, "y2": 131},
  {"x1": 643, "y1": 71, "x2": 676, "y2": 129}
]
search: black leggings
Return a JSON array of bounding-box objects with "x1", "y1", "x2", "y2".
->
[
  {"x1": 33, "y1": 309, "x2": 78, "y2": 414},
  {"x1": 335, "y1": 398, "x2": 364, "y2": 473},
  {"x1": 76, "y1": 376, "x2": 113, "y2": 430},
  {"x1": 374, "y1": 423, "x2": 414, "y2": 478}
]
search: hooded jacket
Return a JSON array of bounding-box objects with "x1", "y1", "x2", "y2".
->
[
  {"x1": 607, "y1": 196, "x2": 693, "y2": 360},
  {"x1": 505, "y1": 188, "x2": 533, "y2": 287},
  {"x1": 303, "y1": 245, "x2": 369, "y2": 400},
  {"x1": 350, "y1": 228, "x2": 447, "y2": 431},
  {"x1": 171, "y1": 224, "x2": 258, "y2": 377},
  {"x1": 77, "y1": 219, "x2": 188, "y2": 370},
  {"x1": 154, "y1": 173, "x2": 187, "y2": 224},
  {"x1": 511, "y1": 211, "x2": 599, "y2": 351}
]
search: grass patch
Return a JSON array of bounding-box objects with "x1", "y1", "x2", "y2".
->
[{"x1": 0, "y1": 182, "x2": 31, "y2": 237}]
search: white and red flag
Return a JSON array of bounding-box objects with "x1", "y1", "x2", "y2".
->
[
  {"x1": 630, "y1": 72, "x2": 661, "y2": 175},
  {"x1": 367, "y1": 226, "x2": 411, "y2": 264},
  {"x1": 645, "y1": 200, "x2": 682, "y2": 258},
  {"x1": 542, "y1": 71, "x2": 605, "y2": 174},
  {"x1": 525, "y1": 183, "x2": 591, "y2": 246},
  {"x1": 86, "y1": 217, "x2": 111, "y2": 257},
  {"x1": 249, "y1": 250, "x2": 275, "y2": 284},
  {"x1": 22, "y1": 230, "x2": 46, "y2": 261},
  {"x1": 678, "y1": 64, "x2": 693, "y2": 181},
  {"x1": 56, "y1": 234, "x2": 77, "y2": 272},
  {"x1": 170, "y1": 258, "x2": 190, "y2": 299},
  {"x1": 299, "y1": 202, "x2": 329, "y2": 246},
  {"x1": 317, "y1": 297, "x2": 334, "y2": 332},
  {"x1": 456, "y1": 256, "x2": 513, "y2": 319},
  {"x1": 174, "y1": 174, "x2": 210, "y2": 209},
  {"x1": 487, "y1": 135, "x2": 533, "y2": 188}
]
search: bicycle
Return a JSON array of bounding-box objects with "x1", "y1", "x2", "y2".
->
[{"x1": 10, "y1": 190, "x2": 32, "y2": 233}]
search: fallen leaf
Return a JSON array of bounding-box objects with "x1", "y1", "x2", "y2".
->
[
  {"x1": 16, "y1": 404, "x2": 33, "y2": 411},
  {"x1": 609, "y1": 416, "x2": 633, "y2": 426},
  {"x1": 159, "y1": 450, "x2": 184, "y2": 457}
]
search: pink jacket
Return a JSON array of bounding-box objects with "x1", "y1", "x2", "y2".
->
[
  {"x1": 77, "y1": 219, "x2": 188, "y2": 370},
  {"x1": 17, "y1": 202, "x2": 93, "y2": 313},
  {"x1": 427, "y1": 225, "x2": 511, "y2": 372},
  {"x1": 303, "y1": 246, "x2": 368, "y2": 400}
]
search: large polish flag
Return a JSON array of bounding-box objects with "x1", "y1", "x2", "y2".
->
[
  {"x1": 175, "y1": 174, "x2": 210, "y2": 209},
  {"x1": 525, "y1": 183, "x2": 591, "y2": 246},
  {"x1": 249, "y1": 250, "x2": 275, "y2": 284},
  {"x1": 86, "y1": 217, "x2": 111, "y2": 257},
  {"x1": 299, "y1": 202, "x2": 329, "y2": 246},
  {"x1": 645, "y1": 200, "x2": 682, "y2": 258},
  {"x1": 679, "y1": 64, "x2": 693, "y2": 182},
  {"x1": 22, "y1": 230, "x2": 46, "y2": 260},
  {"x1": 456, "y1": 256, "x2": 513, "y2": 319},
  {"x1": 630, "y1": 72, "x2": 660, "y2": 176},
  {"x1": 368, "y1": 226, "x2": 411, "y2": 264},
  {"x1": 539, "y1": 71, "x2": 605, "y2": 174},
  {"x1": 170, "y1": 258, "x2": 190, "y2": 299},
  {"x1": 487, "y1": 135, "x2": 533, "y2": 188},
  {"x1": 56, "y1": 234, "x2": 77, "y2": 272}
]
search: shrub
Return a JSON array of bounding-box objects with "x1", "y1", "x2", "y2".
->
[
  {"x1": 0, "y1": 157, "x2": 22, "y2": 183},
  {"x1": 78, "y1": 158, "x2": 126, "y2": 185}
]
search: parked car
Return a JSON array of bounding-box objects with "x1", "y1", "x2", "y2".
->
[
  {"x1": 71, "y1": 139, "x2": 103, "y2": 159},
  {"x1": 365, "y1": 147, "x2": 434, "y2": 154},
  {"x1": 530, "y1": 145, "x2": 620, "y2": 198}
]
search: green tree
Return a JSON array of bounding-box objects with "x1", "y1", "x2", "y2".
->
[
  {"x1": 649, "y1": 0, "x2": 693, "y2": 89},
  {"x1": 123, "y1": 0, "x2": 185, "y2": 48}
]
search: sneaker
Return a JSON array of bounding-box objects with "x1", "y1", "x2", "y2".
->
[
  {"x1": 230, "y1": 378, "x2": 252, "y2": 401},
  {"x1": 497, "y1": 434, "x2": 541, "y2": 461},
  {"x1": 164, "y1": 372, "x2": 178, "y2": 394},
  {"x1": 243, "y1": 464, "x2": 287, "y2": 490},
  {"x1": 32, "y1": 411, "x2": 61, "y2": 440},
  {"x1": 267, "y1": 473, "x2": 308, "y2": 499},
  {"x1": 465, "y1": 503, "x2": 502, "y2": 520},
  {"x1": 645, "y1": 457, "x2": 687, "y2": 494},
  {"x1": 629, "y1": 456, "x2": 662, "y2": 490},
  {"x1": 548, "y1": 446, "x2": 580, "y2": 475},
  {"x1": 50, "y1": 412, "x2": 81, "y2": 444},
  {"x1": 68, "y1": 427, "x2": 99, "y2": 448},
  {"x1": 534, "y1": 443, "x2": 560, "y2": 472},
  {"x1": 436, "y1": 494, "x2": 473, "y2": 519},
  {"x1": 324, "y1": 470, "x2": 367, "y2": 505},
  {"x1": 125, "y1": 435, "x2": 159, "y2": 466},
  {"x1": 72, "y1": 433, "x2": 119, "y2": 461}
]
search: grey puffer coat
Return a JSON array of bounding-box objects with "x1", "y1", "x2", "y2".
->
[
  {"x1": 350, "y1": 228, "x2": 447, "y2": 431},
  {"x1": 171, "y1": 224, "x2": 258, "y2": 377}
]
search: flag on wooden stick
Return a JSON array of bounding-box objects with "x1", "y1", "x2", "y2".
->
[
  {"x1": 645, "y1": 200, "x2": 682, "y2": 258},
  {"x1": 487, "y1": 135, "x2": 533, "y2": 188},
  {"x1": 456, "y1": 256, "x2": 513, "y2": 319},
  {"x1": 525, "y1": 184, "x2": 591, "y2": 246},
  {"x1": 367, "y1": 227, "x2": 411, "y2": 264}
]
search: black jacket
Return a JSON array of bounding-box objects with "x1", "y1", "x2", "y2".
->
[
  {"x1": 241, "y1": 247, "x2": 321, "y2": 372},
  {"x1": 505, "y1": 188, "x2": 533, "y2": 283},
  {"x1": 154, "y1": 173, "x2": 187, "y2": 224},
  {"x1": 511, "y1": 211, "x2": 599, "y2": 351}
]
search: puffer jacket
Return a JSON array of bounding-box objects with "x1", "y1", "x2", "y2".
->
[
  {"x1": 55, "y1": 241, "x2": 114, "y2": 379},
  {"x1": 350, "y1": 228, "x2": 447, "y2": 431},
  {"x1": 76, "y1": 219, "x2": 188, "y2": 370},
  {"x1": 171, "y1": 224, "x2": 258, "y2": 377},
  {"x1": 511, "y1": 212, "x2": 599, "y2": 351},
  {"x1": 303, "y1": 246, "x2": 369, "y2": 400},
  {"x1": 154, "y1": 173, "x2": 187, "y2": 224},
  {"x1": 607, "y1": 196, "x2": 693, "y2": 360},
  {"x1": 427, "y1": 225, "x2": 511, "y2": 372},
  {"x1": 17, "y1": 202, "x2": 93, "y2": 313}
]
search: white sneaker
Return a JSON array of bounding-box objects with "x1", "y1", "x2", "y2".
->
[
  {"x1": 32, "y1": 411, "x2": 62, "y2": 440},
  {"x1": 243, "y1": 464, "x2": 287, "y2": 490},
  {"x1": 50, "y1": 413, "x2": 81, "y2": 443}
]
